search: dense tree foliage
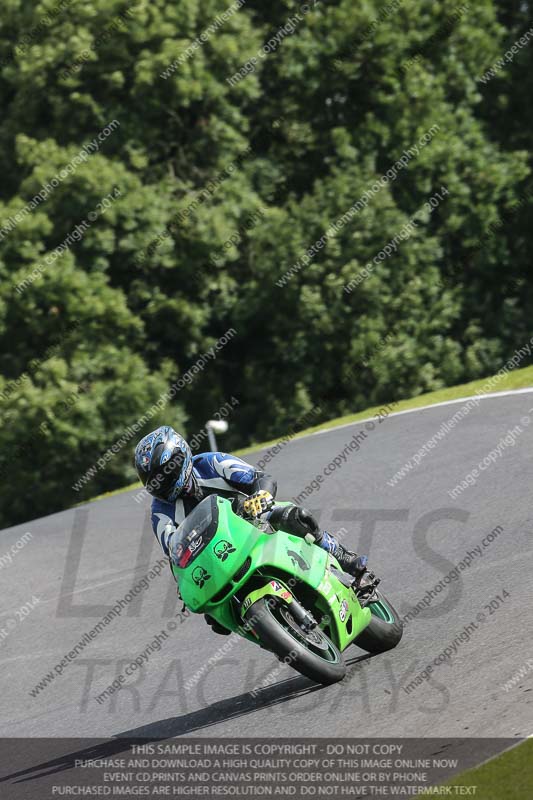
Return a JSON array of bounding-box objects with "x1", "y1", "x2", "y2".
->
[{"x1": 0, "y1": 0, "x2": 531, "y2": 526}]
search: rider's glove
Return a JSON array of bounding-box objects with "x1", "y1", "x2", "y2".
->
[
  {"x1": 269, "y1": 505, "x2": 320, "y2": 540},
  {"x1": 242, "y1": 490, "x2": 275, "y2": 519}
]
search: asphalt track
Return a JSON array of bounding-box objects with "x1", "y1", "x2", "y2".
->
[{"x1": 1, "y1": 390, "x2": 532, "y2": 756}]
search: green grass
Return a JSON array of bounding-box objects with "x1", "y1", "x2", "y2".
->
[
  {"x1": 86, "y1": 364, "x2": 533, "y2": 504},
  {"x1": 424, "y1": 739, "x2": 533, "y2": 799}
]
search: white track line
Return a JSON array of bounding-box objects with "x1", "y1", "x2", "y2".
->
[
  {"x1": 309, "y1": 387, "x2": 533, "y2": 753},
  {"x1": 309, "y1": 387, "x2": 533, "y2": 438}
]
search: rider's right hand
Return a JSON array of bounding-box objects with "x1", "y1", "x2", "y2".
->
[{"x1": 242, "y1": 490, "x2": 275, "y2": 518}]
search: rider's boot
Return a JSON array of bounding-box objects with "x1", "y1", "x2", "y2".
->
[{"x1": 317, "y1": 532, "x2": 369, "y2": 582}]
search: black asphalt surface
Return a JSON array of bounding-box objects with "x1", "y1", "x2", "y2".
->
[{"x1": 1, "y1": 390, "x2": 532, "y2": 753}]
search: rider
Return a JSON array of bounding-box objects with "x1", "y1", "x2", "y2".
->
[{"x1": 134, "y1": 426, "x2": 369, "y2": 627}]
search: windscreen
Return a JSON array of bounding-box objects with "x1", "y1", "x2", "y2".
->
[{"x1": 170, "y1": 495, "x2": 219, "y2": 568}]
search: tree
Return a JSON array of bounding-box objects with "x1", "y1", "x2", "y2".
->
[{"x1": 0, "y1": 0, "x2": 531, "y2": 525}]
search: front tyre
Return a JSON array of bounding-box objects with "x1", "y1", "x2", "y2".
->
[
  {"x1": 244, "y1": 597, "x2": 346, "y2": 686},
  {"x1": 353, "y1": 590, "x2": 403, "y2": 654}
]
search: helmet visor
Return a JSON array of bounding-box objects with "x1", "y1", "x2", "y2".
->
[{"x1": 146, "y1": 453, "x2": 185, "y2": 499}]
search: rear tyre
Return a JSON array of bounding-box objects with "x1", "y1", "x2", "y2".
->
[
  {"x1": 353, "y1": 590, "x2": 403, "y2": 654},
  {"x1": 244, "y1": 597, "x2": 346, "y2": 685}
]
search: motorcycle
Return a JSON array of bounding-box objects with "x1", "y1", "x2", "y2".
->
[{"x1": 171, "y1": 495, "x2": 403, "y2": 685}]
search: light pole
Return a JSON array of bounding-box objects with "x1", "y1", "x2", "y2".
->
[{"x1": 206, "y1": 419, "x2": 228, "y2": 451}]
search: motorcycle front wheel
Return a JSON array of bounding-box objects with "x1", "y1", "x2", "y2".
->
[{"x1": 244, "y1": 597, "x2": 346, "y2": 685}]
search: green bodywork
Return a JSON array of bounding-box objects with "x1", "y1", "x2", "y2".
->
[{"x1": 171, "y1": 496, "x2": 370, "y2": 651}]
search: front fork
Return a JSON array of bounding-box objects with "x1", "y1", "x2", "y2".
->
[{"x1": 240, "y1": 579, "x2": 318, "y2": 633}]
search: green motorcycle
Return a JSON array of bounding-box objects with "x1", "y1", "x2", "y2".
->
[{"x1": 171, "y1": 495, "x2": 403, "y2": 685}]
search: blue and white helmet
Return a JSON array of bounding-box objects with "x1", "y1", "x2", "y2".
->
[{"x1": 134, "y1": 426, "x2": 193, "y2": 501}]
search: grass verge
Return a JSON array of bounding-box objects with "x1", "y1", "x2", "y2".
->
[{"x1": 423, "y1": 739, "x2": 533, "y2": 799}]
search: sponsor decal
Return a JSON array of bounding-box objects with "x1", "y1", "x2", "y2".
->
[
  {"x1": 189, "y1": 537, "x2": 203, "y2": 553},
  {"x1": 287, "y1": 550, "x2": 310, "y2": 571},
  {"x1": 192, "y1": 566, "x2": 211, "y2": 588},
  {"x1": 242, "y1": 596, "x2": 253, "y2": 612},
  {"x1": 214, "y1": 539, "x2": 237, "y2": 562},
  {"x1": 339, "y1": 599, "x2": 349, "y2": 623}
]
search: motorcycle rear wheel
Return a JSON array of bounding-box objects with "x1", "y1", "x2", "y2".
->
[{"x1": 353, "y1": 590, "x2": 403, "y2": 654}]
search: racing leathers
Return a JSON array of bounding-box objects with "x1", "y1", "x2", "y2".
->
[{"x1": 150, "y1": 451, "x2": 367, "y2": 582}]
